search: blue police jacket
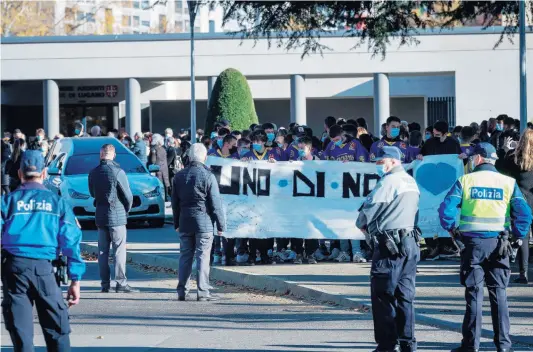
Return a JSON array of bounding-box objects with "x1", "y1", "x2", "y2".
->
[
  {"x1": 439, "y1": 163, "x2": 532, "y2": 239},
  {"x1": 1, "y1": 182, "x2": 86, "y2": 280}
]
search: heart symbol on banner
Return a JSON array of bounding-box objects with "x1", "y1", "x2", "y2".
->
[{"x1": 416, "y1": 163, "x2": 457, "y2": 196}]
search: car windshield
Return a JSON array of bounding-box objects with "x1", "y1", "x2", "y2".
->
[{"x1": 64, "y1": 153, "x2": 147, "y2": 175}]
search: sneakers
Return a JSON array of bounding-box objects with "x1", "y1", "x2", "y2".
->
[
  {"x1": 307, "y1": 254, "x2": 318, "y2": 264},
  {"x1": 425, "y1": 246, "x2": 440, "y2": 261},
  {"x1": 213, "y1": 254, "x2": 222, "y2": 266},
  {"x1": 115, "y1": 284, "x2": 139, "y2": 293},
  {"x1": 236, "y1": 253, "x2": 249, "y2": 264},
  {"x1": 360, "y1": 248, "x2": 372, "y2": 261},
  {"x1": 352, "y1": 251, "x2": 368, "y2": 263},
  {"x1": 221, "y1": 256, "x2": 227, "y2": 266},
  {"x1": 286, "y1": 250, "x2": 297, "y2": 261},
  {"x1": 513, "y1": 275, "x2": 529, "y2": 284},
  {"x1": 275, "y1": 249, "x2": 296, "y2": 263},
  {"x1": 312, "y1": 248, "x2": 327, "y2": 261},
  {"x1": 293, "y1": 254, "x2": 303, "y2": 264},
  {"x1": 440, "y1": 246, "x2": 460, "y2": 259},
  {"x1": 328, "y1": 248, "x2": 341, "y2": 261},
  {"x1": 335, "y1": 251, "x2": 351, "y2": 263}
]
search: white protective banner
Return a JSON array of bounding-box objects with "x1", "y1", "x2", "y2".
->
[{"x1": 206, "y1": 154, "x2": 464, "y2": 239}]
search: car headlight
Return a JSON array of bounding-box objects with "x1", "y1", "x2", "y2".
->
[
  {"x1": 68, "y1": 189, "x2": 90, "y2": 200},
  {"x1": 144, "y1": 186, "x2": 161, "y2": 198}
]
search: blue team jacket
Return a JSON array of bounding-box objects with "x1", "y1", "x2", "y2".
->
[
  {"x1": 1, "y1": 182, "x2": 86, "y2": 280},
  {"x1": 439, "y1": 164, "x2": 532, "y2": 239}
]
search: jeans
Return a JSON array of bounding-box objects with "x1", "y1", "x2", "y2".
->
[
  {"x1": 178, "y1": 232, "x2": 213, "y2": 299},
  {"x1": 340, "y1": 240, "x2": 363, "y2": 254}
]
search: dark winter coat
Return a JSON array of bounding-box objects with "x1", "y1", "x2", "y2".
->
[
  {"x1": 88, "y1": 159, "x2": 133, "y2": 227},
  {"x1": 148, "y1": 145, "x2": 170, "y2": 188}
]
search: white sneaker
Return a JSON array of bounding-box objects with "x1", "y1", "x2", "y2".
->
[
  {"x1": 213, "y1": 254, "x2": 221, "y2": 265},
  {"x1": 328, "y1": 248, "x2": 341, "y2": 261},
  {"x1": 352, "y1": 251, "x2": 367, "y2": 263},
  {"x1": 335, "y1": 251, "x2": 351, "y2": 263},
  {"x1": 236, "y1": 253, "x2": 249, "y2": 264},
  {"x1": 221, "y1": 256, "x2": 227, "y2": 266},
  {"x1": 313, "y1": 249, "x2": 327, "y2": 261}
]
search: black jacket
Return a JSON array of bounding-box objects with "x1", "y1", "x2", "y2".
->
[
  {"x1": 171, "y1": 161, "x2": 226, "y2": 234},
  {"x1": 499, "y1": 151, "x2": 533, "y2": 210},
  {"x1": 420, "y1": 136, "x2": 462, "y2": 156},
  {"x1": 148, "y1": 146, "x2": 170, "y2": 188},
  {"x1": 88, "y1": 159, "x2": 133, "y2": 227}
]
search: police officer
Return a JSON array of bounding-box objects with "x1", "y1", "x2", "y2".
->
[
  {"x1": 439, "y1": 143, "x2": 532, "y2": 352},
  {"x1": 1, "y1": 150, "x2": 86, "y2": 351},
  {"x1": 356, "y1": 146, "x2": 421, "y2": 352}
]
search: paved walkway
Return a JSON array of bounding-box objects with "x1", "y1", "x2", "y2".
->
[{"x1": 81, "y1": 225, "x2": 533, "y2": 348}]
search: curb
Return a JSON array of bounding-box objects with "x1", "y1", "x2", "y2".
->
[{"x1": 81, "y1": 242, "x2": 532, "y2": 347}]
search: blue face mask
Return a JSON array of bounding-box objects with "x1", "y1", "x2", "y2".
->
[
  {"x1": 36, "y1": 135, "x2": 42, "y2": 141},
  {"x1": 496, "y1": 124, "x2": 504, "y2": 131},
  {"x1": 267, "y1": 133, "x2": 275, "y2": 142},
  {"x1": 252, "y1": 143, "x2": 263, "y2": 152},
  {"x1": 376, "y1": 164, "x2": 386, "y2": 177},
  {"x1": 293, "y1": 137, "x2": 299, "y2": 144},
  {"x1": 390, "y1": 128, "x2": 400, "y2": 138},
  {"x1": 239, "y1": 148, "x2": 250, "y2": 157},
  {"x1": 334, "y1": 139, "x2": 343, "y2": 147},
  {"x1": 277, "y1": 142, "x2": 284, "y2": 148},
  {"x1": 210, "y1": 132, "x2": 217, "y2": 139},
  {"x1": 74, "y1": 129, "x2": 81, "y2": 135},
  {"x1": 298, "y1": 149, "x2": 306, "y2": 158},
  {"x1": 425, "y1": 133, "x2": 431, "y2": 141},
  {"x1": 217, "y1": 139, "x2": 223, "y2": 149}
]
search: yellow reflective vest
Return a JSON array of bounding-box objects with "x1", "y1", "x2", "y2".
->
[{"x1": 458, "y1": 170, "x2": 515, "y2": 233}]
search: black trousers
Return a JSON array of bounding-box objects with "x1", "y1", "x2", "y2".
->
[
  {"x1": 2, "y1": 255, "x2": 71, "y2": 352},
  {"x1": 249, "y1": 239, "x2": 274, "y2": 259},
  {"x1": 371, "y1": 236, "x2": 419, "y2": 352},
  {"x1": 460, "y1": 236, "x2": 511, "y2": 351}
]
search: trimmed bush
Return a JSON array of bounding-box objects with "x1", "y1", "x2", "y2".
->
[{"x1": 205, "y1": 68, "x2": 259, "y2": 133}]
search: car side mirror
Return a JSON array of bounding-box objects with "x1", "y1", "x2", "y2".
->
[
  {"x1": 148, "y1": 165, "x2": 160, "y2": 173},
  {"x1": 48, "y1": 167, "x2": 60, "y2": 176}
]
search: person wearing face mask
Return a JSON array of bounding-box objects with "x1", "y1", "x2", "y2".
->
[
  {"x1": 73, "y1": 122, "x2": 89, "y2": 138},
  {"x1": 322, "y1": 124, "x2": 370, "y2": 263},
  {"x1": 424, "y1": 126, "x2": 433, "y2": 143},
  {"x1": 210, "y1": 127, "x2": 230, "y2": 153},
  {"x1": 164, "y1": 127, "x2": 174, "y2": 144},
  {"x1": 236, "y1": 138, "x2": 251, "y2": 159},
  {"x1": 439, "y1": 143, "x2": 532, "y2": 352},
  {"x1": 489, "y1": 115, "x2": 506, "y2": 150},
  {"x1": 370, "y1": 116, "x2": 408, "y2": 163},
  {"x1": 262, "y1": 122, "x2": 277, "y2": 149},
  {"x1": 240, "y1": 130, "x2": 283, "y2": 265},
  {"x1": 356, "y1": 146, "x2": 421, "y2": 352},
  {"x1": 32, "y1": 128, "x2": 49, "y2": 157},
  {"x1": 284, "y1": 126, "x2": 308, "y2": 161},
  {"x1": 207, "y1": 134, "x2": 239, "y2": 267},
  {"x1": 418, "y1": 120, "x2": 463, "y2": 261},
  {"x1": 275, "y1": 130, "x2": 289, "y2": 151}
]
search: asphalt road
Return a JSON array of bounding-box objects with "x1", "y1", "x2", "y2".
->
[{"x1": 2, "y1": 257, "x2": 523, "y2": 352}]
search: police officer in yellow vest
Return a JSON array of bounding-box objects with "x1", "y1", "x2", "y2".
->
[{"x1": 439, "y1": 143, "x2": 532, "y2": 352}]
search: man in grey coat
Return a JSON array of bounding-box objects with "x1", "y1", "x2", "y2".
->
[
  {"x1": 172, "y1": 143, "x2": 226, "y2": 301},
  {"x1": 89, "y1": 144, "x2": 139, "y2": 293}
]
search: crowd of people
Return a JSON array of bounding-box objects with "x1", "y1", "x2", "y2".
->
[{"x1": 2, "y1": 113, "x2": 532, "y2": 282}]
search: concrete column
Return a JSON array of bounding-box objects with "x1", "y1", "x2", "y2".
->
[
  {"x1": 125, "y1": 78, "x2": 141, "y2": 136},
  {"x1": 207, "y1": 76, "x2": 217, "y2": 107},
  {"x1": 112, "y1": 105, "x2": 119, "y2": 130},
  {"x1": 43, "y1": 80, "x2": 60, "y2": 138},
  {"x1": 373, "y1": 73, "x2": 390, "y2": 136},
  {"x1": 290, "y1": 74, "x2": 306, "y2": 125}
]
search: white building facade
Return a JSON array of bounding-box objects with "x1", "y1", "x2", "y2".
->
[{"x1": 1, "y1": 27, "x2": 532, "y2": 137}]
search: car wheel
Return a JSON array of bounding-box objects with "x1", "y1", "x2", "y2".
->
[{"x1": 148, "y1": 218, "x2": 165, "y2": 228}]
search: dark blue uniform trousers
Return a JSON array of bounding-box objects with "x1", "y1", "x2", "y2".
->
[
  {"x1": 371, "y1": 236, "x2": 419, "y2": 352},
  {"x1": 1, "y1": 255, "x2": 71, "y2": 352},
  {"x1": 460, "y1": 236, "x2": 511, "y2": 351}
]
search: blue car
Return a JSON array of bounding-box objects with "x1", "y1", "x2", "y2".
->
[{"x1": 44, "y1": 137, "x2": 165, "y2": 228}]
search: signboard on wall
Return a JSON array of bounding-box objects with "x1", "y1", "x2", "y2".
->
[{"x1": 59, "y1": 84, "x2": 121, "y2": 103}]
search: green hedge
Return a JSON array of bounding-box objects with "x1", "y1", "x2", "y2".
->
[{"x1": 205, "y1": 68, "x2": 259, "y2": 133}]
